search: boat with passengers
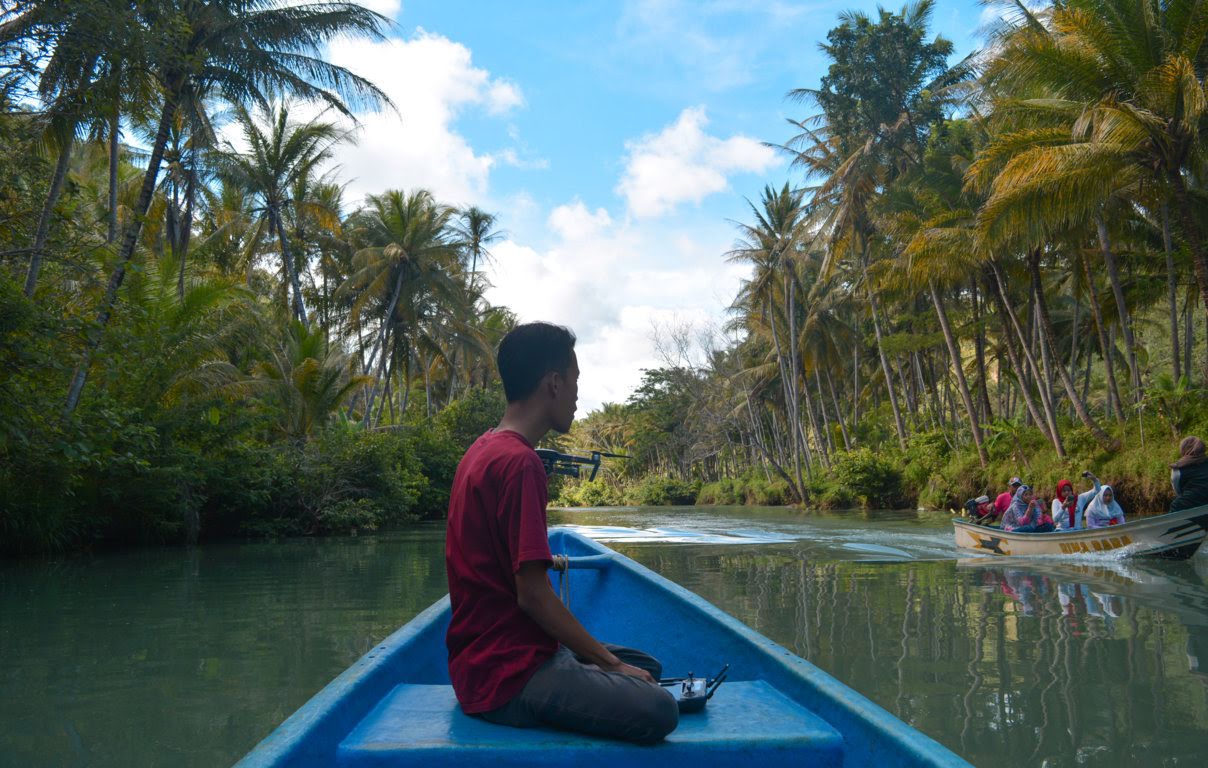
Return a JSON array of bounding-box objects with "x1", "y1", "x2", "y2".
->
[
  {"x1": 953, "y1": 504, "x2": 1208, "y2": 559},
  {"x1": 237, "y1": 528, "x2": 969, "y2": 767}
]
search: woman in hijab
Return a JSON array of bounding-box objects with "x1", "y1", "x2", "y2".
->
[
  {"x1": 1052, "y1": 479, "x2": 1081, "y2": 530},
  {"x1": 1085, "y1": 484, "x2": 1125, "y2": 528},
  {"x1": 1170, "y1": 436, "x2": 1208, "y2": 513},
  {"x1": 1002, "y1": 485, "x2": 1055, "y2": 533}
]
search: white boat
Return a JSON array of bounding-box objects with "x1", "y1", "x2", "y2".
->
[{"x1": 952, "y1": 504, "x2": 1208, "y2": 559}]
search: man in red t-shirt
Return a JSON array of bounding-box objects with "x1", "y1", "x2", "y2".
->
[
  {"x1": 445, "y1": 322, "x2": 677, "y2": 744},
  {"x1": 993, "y1": 476, "x2": 1023, "y2": 517}
]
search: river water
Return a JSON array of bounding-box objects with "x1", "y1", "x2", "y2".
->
[{"x1": 2, "y1": 506, "x2": 1206, "y2": 767}]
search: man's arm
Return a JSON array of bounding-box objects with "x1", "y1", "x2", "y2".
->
[{"x1": 515, "y1": 560, "x2": 654, "y2": 683}]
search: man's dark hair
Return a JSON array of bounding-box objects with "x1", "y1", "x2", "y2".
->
[{"x1": 496, "y1": 322, "x2": 576, "y2": 402}]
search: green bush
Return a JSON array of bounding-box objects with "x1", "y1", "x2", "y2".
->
[
  {"x1": 829, "y1": 448, "x2": 906, "y2": 508},
  {"x1": 553, "y1": 478, "x2": 627, "y2": 507},
  {"x1": 697, "y1": 477, "x2": 739, "y2": 505},
  {"x1": 436, "y1": 388, "x2": 506, "y2": 452},
  {"x1": 697, "y1": 474, "x2": 791, "y2": 506},
  {"x1": 625, "y1": 476, "x2": 699, "y2": 506}
]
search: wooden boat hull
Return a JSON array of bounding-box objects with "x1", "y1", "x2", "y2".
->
[
  {"x1": 237, "y1": 528, "x2": 968, "y2": 767},
  {"x1": 953, "y1": 504, "x2": 1208, "y2": 559}
]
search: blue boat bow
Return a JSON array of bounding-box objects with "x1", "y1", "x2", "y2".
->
[{"x1": 237, "y1": 528, "x2": 969, "y2": 767}]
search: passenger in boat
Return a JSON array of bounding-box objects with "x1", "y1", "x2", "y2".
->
[
  {"x1": 444, "y1": 322, "x2": 678, "y2": 745},
  {"x1": 994, "y1": 477, "x2": 1023, "y2": 517},
  {"x1": 1170, "y1": 436, "x2": 1208, "y2": 513},
  {"x1": 1084, "y1": 480, "x2": 1126, "y2": 528},
  {"x1": 963, "y1": 495, "x2": 997, "y2": 524},
  {"x1": 1001, "y1": 485, "x2": 1056, "y2": 533},
  {"x1": 1052, "y1": 479, "x2": 1081, "y2": 530}
]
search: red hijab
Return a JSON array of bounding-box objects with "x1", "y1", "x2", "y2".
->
[{"x1": 1055, "y1": 479, "x2": 1076, "y2": 527}]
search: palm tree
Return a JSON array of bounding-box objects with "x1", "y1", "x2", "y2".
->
[
  {"x1": 220, "y1": 102, "x2": 348, "y2": 328},
  {"x1": 63, "y1": 0, "x2": 391, "y2": 415},
  {"x1": 887, "y1": 124, "x2": 990, "y2": 466},
  {"x1": 974, "y1": 0, "x2": 1208, "y2": 376},
  {"x1": 339, "y1": 189, "x2": 461, "y2": 424},
  {"x1": 729, "y1": 183, "x2": 814, "y2": 496},
  {"x1": 251, "y1": 322, "x2": 368, "y2": 440},
  {"x1": 452, "y1": 206, "x2": 502, "y2": 294}
]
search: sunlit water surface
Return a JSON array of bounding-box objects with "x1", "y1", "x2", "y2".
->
[{"x1": 2, "y1": 506, "x2": 1206, "y2": 767}]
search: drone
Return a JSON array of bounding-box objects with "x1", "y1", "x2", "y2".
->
[{"x1": 534, "y1": 448, "x2": 629, "y2": 481}]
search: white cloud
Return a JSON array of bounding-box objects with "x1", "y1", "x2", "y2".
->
[
  {"x1": 547, "y1": 201, "x2": 613, "y2": 241},
  {"x1": 616, "y1": 106, "x2": 777, "y2": 218},
  {"x1": 356, "y1": 0, "x2": 402, "y2": 18},
  {"x1": 323, "y1": 29, "x2": 525, "y2": 205},
  {"x1": 483, "y1": 203, "x2": 747, "y2": 411}
]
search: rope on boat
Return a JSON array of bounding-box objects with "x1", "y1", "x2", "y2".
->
[{"x1": 553, "y1": 554, "x2": 570, "y2": 607}]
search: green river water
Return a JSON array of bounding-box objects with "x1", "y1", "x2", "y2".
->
[{"x1": 2, "y1": 505, "x2": 1206, "y2": 767}]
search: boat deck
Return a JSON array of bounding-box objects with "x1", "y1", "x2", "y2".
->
[{"x1": 338, "y1": 681, "x2": 843, "y2": 767}]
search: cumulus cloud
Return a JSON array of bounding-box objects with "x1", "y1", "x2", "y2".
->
[
  {"x1": 547, "y1": 201, "x2": 613, "y2": 241},
  {"x1": 616, "y1": 106, "x2": 777, "y2": 218},
  {"x1": 483, "y1": 203, "x2": 747, "y2": 410},
  {"x1": 323, "y1": 29, "x2": 525, "y2": 204}
]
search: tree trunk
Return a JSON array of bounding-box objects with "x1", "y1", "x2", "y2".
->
[
  {"x1": 273, "y1": 208, "x2": 309, "y2": 329},
  {"x1": 988, "y1": 261, "x2": 1064, "y2": 454},
  {"x1": 1029, "y1": 250, "x2": 1119, "y2": 452},
  {"x1": 825, "y1": 367, "x2": 852, "y2": 451},
  {"x1": 1169, "y1": 170, "x2": 1208, "y2": 380},
  {"x1": 1097, "y1": 216, "x2": 1140, "y2": 400},
  {"x1": 1067, "y1": 288, "x2": 1080, "y2": 417},
  {"x1": 24, "y1": 131, "x2": 75, "y2": 296},
  {"x1": 65, "y1": 99, "x2": 175, "y2": 415},
  {"x1": 177, "y1": 160, "x2": 197, "y2": 297},
  {"x1": 1162, "y1": 205, "x2": 1181, "y2": 380},
  {"x1": 1184, "y1": 292, "x2": 1195, "y2": 381},
  {"x1": 785, "y1": 275, "x2": 816, "y2": 480},
  {"x1": 767, "y1": 298, "x2": 807, "y2": 497},
  {"x1": 972, "y1": 281, "x2": 993, "y2": 422},
  {"x1": 929, "y1": 280, "x2": 987, "y2": 467},
  {"x1": 1079, "y1": 251, "x2": 1123, "y2": 420},
  {"x1": 107, "y1": 112, "x2": 119, "y2": 244},
  {"x1": 869, "y1": 287, "x2": 908, "y2": 449},
  {"x1": 851, "y1": 343, "x2": 860, "y2": 427},
  {"x1": 986, "y1": 270, "x2": 1060, "y2": 453}
]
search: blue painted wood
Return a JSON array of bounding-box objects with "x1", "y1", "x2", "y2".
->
[
  {"x1": 236, "y1": 528, "x2": 970, "y2": 767},
  {"x1": 337, "y1": 682, "x2": 844, "y2": 767}
]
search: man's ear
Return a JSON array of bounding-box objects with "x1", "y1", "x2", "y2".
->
[{"x1": 544, "y1": 370, "x2": 560, "y2": 399}]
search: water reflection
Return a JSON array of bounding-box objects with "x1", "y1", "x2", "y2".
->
[
  {"x1": 2, "y1": 511, "x2": 1206, "y2": 768},
  {"x1": 608, "y1": 543, "x2": 1208, "y2": 767}
]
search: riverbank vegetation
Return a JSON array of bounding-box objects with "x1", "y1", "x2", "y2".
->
[
  {"x1": 555, "y1": 0, "x2": 1208, "y2": 513},
  {"x1": 0, "y1": 2, "x2": 507, "y2": 555}
]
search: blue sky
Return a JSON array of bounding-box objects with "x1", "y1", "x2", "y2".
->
[{"x1": 327, "y1": 0, "x2": 989, "y2": 410}]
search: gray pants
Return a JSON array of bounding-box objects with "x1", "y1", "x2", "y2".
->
[{"x1": 478, "y1": 644, "x2": 679, "y2": 745}]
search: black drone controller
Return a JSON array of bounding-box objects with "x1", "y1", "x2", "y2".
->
[{"x1": 659, "y1": 664, "x2": 729, "y2": 714}]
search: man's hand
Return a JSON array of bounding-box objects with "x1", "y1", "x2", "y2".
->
[{"x1": 603, "y1": 660, "x2": 655, "y2": 684}]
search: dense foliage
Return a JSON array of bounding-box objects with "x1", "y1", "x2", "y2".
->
[
  {"x1": 556, "y1": 0, "x2": 1208, "y2": 512},
  {"x1": 0, "y1": 1, "x2": 513, "y2": 555}
]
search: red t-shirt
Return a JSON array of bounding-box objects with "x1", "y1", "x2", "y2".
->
[
  {"x1": 445, "y1": 430, "x2": 557, "y2": 713},
  {"x1": 994, "y1": 491, "x2": 1013, "y2": 515}
]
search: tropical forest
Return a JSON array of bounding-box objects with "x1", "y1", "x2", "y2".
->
[
  {"x1": 556, "y1": 0, "x2": 1208, "y2": 517},
  {"x1": 3, "y1": 0, "x2": 1208, "y2": 559}
]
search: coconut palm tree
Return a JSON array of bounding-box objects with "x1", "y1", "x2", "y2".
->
[
  {"x1": 974, "y1": 0, "x2": 1208, "y2": 376},
  {"x1": 64, "y1": 0, "x2": 392, "y2": 415},
  {"x1": 452, "y1": 206, "x2": 502, "y2": 294},
  {"x1": 220, "y1": 101, "x2": 348, "y2": 329},
  {"x1": 339, "y1": 189, "x2": 462, "y2": 424}
]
